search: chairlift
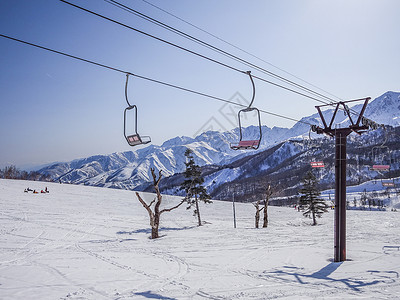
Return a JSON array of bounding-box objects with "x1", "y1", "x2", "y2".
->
[
  {"x1": 370, "y1": 126, "x2": 390, "y2": 171},
  {"x1": 230, "y1": 71, "x2": 262, "y2": 150},
  {"x1": 308, "y1": 126, "x2": 325, "y2": 168},
  {"x1": 123, "y1": 74, "x2": 151, "y2": 147},
  {"x1": 382, "y1": 178, "x2": 395, "y2": 187},
  {"x1": 311, "y1": 161, "x2": 325, "y2": 168}
]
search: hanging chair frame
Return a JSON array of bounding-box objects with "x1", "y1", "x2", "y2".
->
[
  {"x1": 124, "y1": 105, "x2": 151, "y2": 146},
  {"x1": 382, "y1": 178, "x2": 395, "y2": 187},
  {"x1": 370, "y1": 126, "x2": 390, "y2": 171},
  {"x1": 230, "y1": 71, "x2": 262, "y2": 150},
  {"x1": 308, "y1": 125, "x2": 325, "y2": 168},
  {"x1": 123, "y1": 74, "x2": 151, "y2": 147}
]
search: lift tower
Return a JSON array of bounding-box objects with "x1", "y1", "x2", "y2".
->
[{"x1": 313, "y1": 97, "x2": 372, "y2": 262}]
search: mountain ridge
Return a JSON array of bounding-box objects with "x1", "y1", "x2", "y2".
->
[{"x1": 38, "y1": 91, "x2": 400, "y2": 195}]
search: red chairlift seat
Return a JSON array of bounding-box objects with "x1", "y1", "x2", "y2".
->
[
  {"x1": 371, "y1": 165, "x2": 390, "y2": 171},
  {"x1": 126, "y1": 133, "x2": 151, "y2": 147},
  {"x1": 231, "y1": 139, "x2": 260, "y2": 150}
]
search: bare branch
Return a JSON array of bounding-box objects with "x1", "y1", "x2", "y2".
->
[
  {"x1": 160, "y1": 199, "x2": 186, "y2": 214},
  {"x1": 150, "y1": 168, "x2": 162, "y2": 187},
  {"x1": 148, "y1": 197, "x2": 156, "y2": 207},
  {"x1": 135, "y1": 192, "x2": 154, "y2": 221}
]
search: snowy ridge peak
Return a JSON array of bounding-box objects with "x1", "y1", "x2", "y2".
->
[
  {"x1": 363, "y1": 91, "x2": 400, "y2": 126},
  {"x1": 161, "y1": 136, "x2": 194, "y2": 148},
  {"x1": 39, "y1": 91, "x2": 400, "y2": 190}
]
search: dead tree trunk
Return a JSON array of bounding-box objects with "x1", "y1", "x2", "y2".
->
[
  {"x1": 253, "y1": 199, "x2": 264, "y2": 228},
  {"x1": 135, "y1": 168, "x2": 185, "y2": 239},
  {"x1": 262, "y1": 185, "x2": 273, "y2": 228}
]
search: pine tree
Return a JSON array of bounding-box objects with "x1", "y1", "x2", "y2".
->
[
  {"x1": 181, "y1": 148, "x2": 212, "y2": 226},
  {"x1": 299, "y1": 171, "x2": 327, "y2": 225}
]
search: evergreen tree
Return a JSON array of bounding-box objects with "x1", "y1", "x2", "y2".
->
[
  {"x1": 181, "y1": 148, "x2": 212, "y2": 226},
  {"x1": 299, "y1": 171, "x2": 327, "y2": 225}
]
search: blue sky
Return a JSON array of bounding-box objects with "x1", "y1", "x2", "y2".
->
[{"x1": 1, "y1": 0, "x2": 399, "y2": 168}]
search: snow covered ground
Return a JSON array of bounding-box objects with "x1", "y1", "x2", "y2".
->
[
  {"x1": 1, "y1": 179, "x2": 400, "y2": 299},
  {"x1": 321, "y1": 177, "x2": 400, "y2": 209}
]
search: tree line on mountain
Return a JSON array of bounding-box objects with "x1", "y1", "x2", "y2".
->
[
  {"x1": 206, "y1": 126, "x2": 400, "y2": 202},
  {"x1": 0, "y1": 165, "x2": 52, "y2": 182}
]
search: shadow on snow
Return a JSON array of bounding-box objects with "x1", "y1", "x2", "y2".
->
[
  {"x1": 117, "y1": 226, "x2": 196, "y2": 235},
  {"x1": 133, "y1": 291, "x2": 177, "y2": 300},
  {"x1": 256, "y1": 262, "x2": 398, "y2": 292}
]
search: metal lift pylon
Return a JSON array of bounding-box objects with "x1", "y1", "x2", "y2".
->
[{"x1": 312, "y1": 97, "x2": 372, "y2": 262}]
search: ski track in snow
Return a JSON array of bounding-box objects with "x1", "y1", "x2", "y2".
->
[{"x1": 0, "y1": 179, "x2": 400, "y2": 299}]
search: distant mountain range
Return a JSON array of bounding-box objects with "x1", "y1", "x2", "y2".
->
[{"x1": 39, "y1": 91, "x2": 400, "y2": 200}]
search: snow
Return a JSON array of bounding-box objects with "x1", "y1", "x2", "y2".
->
[
  {"x1": 204, "y1": 168, "x2": 241, "y2": 188},
  {"x1": 321, "y1": 177, "x2": 400, "y2": 208},
  {"x1": 1, "y1": 179, "x2": 400, "y2": 299}
]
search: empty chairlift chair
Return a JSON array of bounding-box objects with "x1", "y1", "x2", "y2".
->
[
  {"x1": 230, "y1": 71, "x2": 262, "y2": 150},
  {"x1": 124, "y1": 105, "x2": 151, "y2": 146},
  {"x1": 308, "y1": 126, "x2": 324, "y2": 168},
  {"x1": 370, "y1": 128, "x2": 390, "y2": 171},
  {"x1": 371, "y1": 146, "x2": 391, "y2": 171},
  {"x1": 123, "y1": 74, "x2": 151, "y2": 147}
]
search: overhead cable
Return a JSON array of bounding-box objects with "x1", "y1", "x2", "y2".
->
[
  {"x1": 140, "y1": 0, "x2": 343, "y2": 102},
  {"x1": 105, "y1": 0, "x2": 337, "y2": 105},
  {"x1": 59, "y1": 0, "x2": 334, "y2": 106},
  {"x1": 0, "y1": 33, "x2": 313, "y2": 126},
  {"x1": 70, "y1": 0, "x2": 366, "y2": 121},
  {"x1": 59, "y1": 0, "x2": 244, "y2": 75},
  {"x1": 139, "y1": 0, "x2": 367, "y2": 120}
]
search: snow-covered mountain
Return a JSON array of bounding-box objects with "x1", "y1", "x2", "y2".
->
[
  {"x1": 39, "y1": 91, "x2": 400, "y2": 193},
  {"x1": 295, "y1": 91, "x2": 400, "y2": 130},
  {"x1": 39, "y1": 127, "x2": 290, "y2": 190},
  {"x1": 361, "y1": 91, "x2": 400, "y2": 126}
]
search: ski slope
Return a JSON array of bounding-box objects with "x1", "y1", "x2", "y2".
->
[{"x1": 0, "y1": 179, "x2": 399, "y2": 299}]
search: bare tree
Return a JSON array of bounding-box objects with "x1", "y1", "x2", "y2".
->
[
  {"x1": 262, "y1": 185, "x2": 273, "y2": 228},
  {"x1": 253, "y1": 199, "x2": 264, "y2": 228},
  {"x1": 135, "y1": 168, "x2": 185, "y2": 239}
]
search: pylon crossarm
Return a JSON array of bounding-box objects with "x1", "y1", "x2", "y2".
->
[
  {"x1": 355, "y1": 97, "x2": 370, "y2": 125},
  {"x1": 329, "y1": 103, "x2": 340, "y2": 129},
  {"x1": 315, "y1": 97, "x2": 374, "y2": 134},
  {"x1": 316, "y1": 106, "x2": 328, "y2": 129}
]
